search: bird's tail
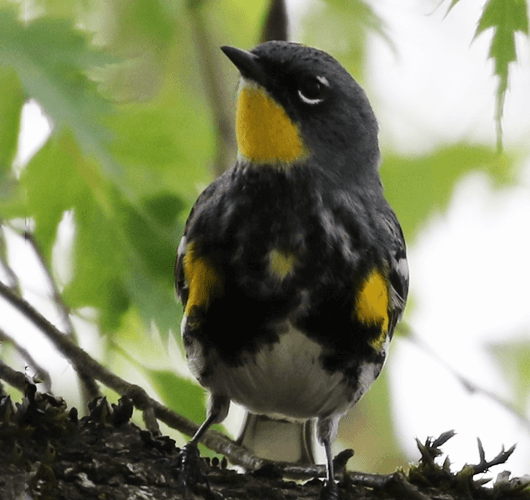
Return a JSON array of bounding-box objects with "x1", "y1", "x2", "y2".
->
[{"x1": 237, "y1": 412, "x2": 316, "y2": 464}]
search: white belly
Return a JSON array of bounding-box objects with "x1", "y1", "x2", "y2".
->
[{"x1": 186, "y1": 323, "x2": 375, "y2": 420}]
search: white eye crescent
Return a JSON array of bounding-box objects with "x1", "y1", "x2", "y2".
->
[{"x1": 297, "y1": 76, "x2": 329, "y2": 105}]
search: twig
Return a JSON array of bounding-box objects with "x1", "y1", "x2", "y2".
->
[
  {"x1": 0, "y1": 358, "x2": 25, "y2": 392},
  {"x1": 188, "y1": 2, "x2": 235, "y2": 178},
  {"x1": 23, "y1": 231, "x2": 76, "y2": 341},
  {"x1": 0, "y1": 281, "x2": 101, "y2": 395},
  {"x1": 432, "y1": 430, "x2": 457, "y2": 448},
  {"x1": 2, "y1": 223, "x2": 101, "y2": 403},
  {"x1": 22, "y1": 230, "x2": 100, "y2": 404},
  {"x1": 472, "y1": 438, "x2": 516, "y2": 475},
  {"x1": 402, "y1": 326, "x2": 530, "y2": 432},
  {"x1": 0, "y1": 327, "x2": 52, "y2": 391},
  {"x1": 391, "y1": 471, "x2": 432, "y2": 500},
  {"x1": 416, "y1": 430, "x2": 457, "y2": 466},
  {"x1": 0, "y1": 223, "x2": 21, "y2": 294}
]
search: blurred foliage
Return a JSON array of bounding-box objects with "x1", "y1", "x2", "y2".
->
[
  {"x1": 0, "y1": 0, "x2": 529, "y2": 474},
  {"x1": 380, "y1": 144, "x2": 515, "y2": 240},
  {"x1": 301, "y1": 0, "x2": 391, "y2": 81},
  {"x1": 489, "y1": 339, "x2": 530, "y2": 415},
  {"x1": 0, "y1": 67, "x2": 24, "y2": 175},
  {"x1": 447, "y1": 0, "x2": 529, "y2": 150}
]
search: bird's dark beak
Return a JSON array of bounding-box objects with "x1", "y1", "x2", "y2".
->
[{"x1": 221, "y1": 46, "x2": 268, "y2": 87}]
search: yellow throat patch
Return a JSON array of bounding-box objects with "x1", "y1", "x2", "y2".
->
[{"x1": 236, "y1": 82, "x2": 307, "y2": 165}]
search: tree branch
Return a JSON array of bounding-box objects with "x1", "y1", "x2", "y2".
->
[
  {"x1": 1, "y1": 279, "x2": 524, "y2": 489},
  {"x1": 1, "y1": 282, "x2": 524, "y2": 497},
  {"x1": 0, "y1": 279, "x2": 389, "y2": 484}
]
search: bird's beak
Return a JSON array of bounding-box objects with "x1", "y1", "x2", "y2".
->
[{"x1": 221, "y1": 46, "x2": 268, "y2": 87}]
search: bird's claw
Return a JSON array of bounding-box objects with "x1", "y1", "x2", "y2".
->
[
  {"x1": 318, "y1": 480, "x2": 340, "y2": 500},
  {"x1": 176, "y1": 443, "x2": 203, "y2": 493}
]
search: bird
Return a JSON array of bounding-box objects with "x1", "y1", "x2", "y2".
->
[{"x1": 175, "y1": 40, "x2": 409, "y2": 498}]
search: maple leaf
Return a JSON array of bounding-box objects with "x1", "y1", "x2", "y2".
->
[{"x1": 474, "y1": 0, "x2": 529, "y2": 150}]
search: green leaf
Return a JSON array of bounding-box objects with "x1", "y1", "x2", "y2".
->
[
  {"x1": 21, "y1": 131, "x2": 95, "y2": 259},
  {"x1": 142, "y1": 366, "x2": 226, "y2": 456},
  {"x1": 340, "y1": 370, "x2": 408, "y2": 472},
  {"x1": 30, "y1": 0, "x2": 87, "y2": 21},
  {"x1": 17, "y1": 126, "x2": 185, "y2": 334},
  {"x1": 303, "y1": 0, "x2": 391, "y2": 81},
  {"x1": 103, "y1": 0, "x2": 176, "y2": 52},
  {"x1": 107, "y1": 82, "x2": 215, "y2": 198},
  {"x1": 488, "y1": 338, "x2": 530, "y2": 412},
  {"x1": 381, "y1": 144, "x2": 516, "y2": 241},
  {"x1": 63, "y1": 199, "x2": 131, "y2": 331},
  {"x1": 0, "y1": 67, "x2": 24, "y2": 174},
  {"x1": 0, "y1": 8, "x2": 123, "y2": 182},
  {"x1": 18, "y1": 129, "x2": 130, "y2": 330},
  {"x1": 62, "y1": 186, "x2": 186, "y2": 333},
  {"x1": 114, "y1": 191, "x2": 185, "y2": 336},
  {"x1": 444, "y1": 0, "x2": 462, "y2": 16},
  {"x1": 474, "y1": 0, "x2": 529, "y2": 150},
  {"x1": 122, "y1": 253, "x2": 181, "y2": 339},
  {"x1": 109, "y1": 334, "x2": 209, "y2": 438},
  {"x1": 119, "y1": 193, "x2": 183, "y2": 280},
  {"x1": 144, "y1": 368, "x2": 207, "y2": 425},
  {"x1": 202, "y1": 0, "x2": 268, "y2": 50},
  {"x1": 0, "y1": 67, "x2": 24, "y2": 205}
]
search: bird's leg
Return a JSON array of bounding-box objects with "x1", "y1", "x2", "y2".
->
[
  {"x1": 189, "y1": 410, "x2": 219, "y2": 446},
  {"x1": 316, "y1": 417, "x2": 342, "y2": 500},
  {"x1": 176, "y1": 394, "x2": 229, "y2": 494},
  {"x1": 318, "y1": 436, "x2": 340, "y2": 500}
]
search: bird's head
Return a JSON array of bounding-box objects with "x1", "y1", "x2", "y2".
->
[{"x1": 222, "y1": 41, "x2": 380, "y2": 178}]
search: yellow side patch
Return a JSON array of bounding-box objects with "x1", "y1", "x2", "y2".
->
[
  {"x1": 236, "y1": 85, "x2": 307, "y2": 164},
  {"x1": 355, "y1": 270, "x2": 390, "y2": 350},
  {"x1": 183, "y1": 243, "x2": 222, "y2": 317},
  {"x1": 268, "y1": 249, "x2": 296, "y2": 279}
]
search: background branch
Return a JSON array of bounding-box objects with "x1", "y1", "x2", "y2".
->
[
  {"x1": 189, "y1": 3, "x2": 235, "y2": 178},
  {"x1": 0, "y1": 358, "x2": 25, "y2": 393},
  {"x1": 0, "y1": 223, "x2": 21, "y2": 294},
  {"x1": 401, "y1": 326, "x2": 530, "y2": 432},
  {"x1": 22, "y1": 229, "x2": 100, "y2": 406},
  {"x1": 261, "y1": 0, "x2": 289, "y2": 42},
  {"x1": 0, "y1": 328, "x2": 52, "y2": 391}
]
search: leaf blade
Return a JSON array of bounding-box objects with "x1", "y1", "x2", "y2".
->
[{"x1": 473, "y1": 0, "x2": 529, "y2": 150}]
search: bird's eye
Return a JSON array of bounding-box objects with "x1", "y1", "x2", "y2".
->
[{"x1": 297, "y1": 76, "x2": 329, "y2": 105}]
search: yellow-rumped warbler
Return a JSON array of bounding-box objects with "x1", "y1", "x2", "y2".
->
[{"x1": 175, "y1": 41, "x2": 408, "y2": 498}]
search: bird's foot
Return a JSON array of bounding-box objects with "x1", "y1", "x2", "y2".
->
[
  {"x1": 176, "y1": 442, "x2": 201, "y2": 492},
  {"x1": 175, "y1": 442, "x2": 220, "y2": 499},
  {"x1": 318, "y1": 479, "x2": 340, "y2": 500}
]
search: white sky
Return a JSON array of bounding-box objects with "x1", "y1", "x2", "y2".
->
[{"x1": 1, "y1": 0, "x2": 529, "y2": 479}]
